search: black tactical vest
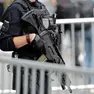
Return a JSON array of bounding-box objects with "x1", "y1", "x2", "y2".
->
[{"x1": 0, "y1": 0, "x2": 46, "y2": 39}]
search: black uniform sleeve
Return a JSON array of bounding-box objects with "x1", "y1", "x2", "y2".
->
[{"x1": 0, "y1": 4, "x2": 23, "y2": 51}]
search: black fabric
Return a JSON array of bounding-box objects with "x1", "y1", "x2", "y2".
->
[
  {"x1": 0, "y1": 3, "x2": 23, "y2": 51},
  {"x1": 0, "y1": 37, "x2": 16, "y2": 51},
  {"x1": 0, "y1": 0, "x2": 44, "y2": 52},
  {"x1": 0, "y1": 3, "x2": 4, "y2": 21}
]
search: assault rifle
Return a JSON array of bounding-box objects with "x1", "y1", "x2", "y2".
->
[{"x1": 21, "y1": 8, "x2": 72, "y2": 93}]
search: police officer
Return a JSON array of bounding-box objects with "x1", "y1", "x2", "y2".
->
[{"x1": 0, "y1": 0, "x2": 49, "y2": 94}]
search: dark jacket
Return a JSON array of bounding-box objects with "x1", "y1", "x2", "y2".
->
[{"x1": 0, "y1": 0, "x2": 45, "y2": 59}]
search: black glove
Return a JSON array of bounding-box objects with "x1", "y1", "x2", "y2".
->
[{"x1": 31, "y1": 34, "x2": 44, "y2": 53}]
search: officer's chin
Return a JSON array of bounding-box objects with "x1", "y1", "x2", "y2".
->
[{"x1": 29, "y1": 0, "x2": 36, "y2": 3}]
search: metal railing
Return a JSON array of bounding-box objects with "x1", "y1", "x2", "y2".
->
[
  {"x1": 56, "y1": 17, "x2": 94, "y2": 68},
  {"x1": 0, "y1": 56, "x2": 94, "y2": 94}
]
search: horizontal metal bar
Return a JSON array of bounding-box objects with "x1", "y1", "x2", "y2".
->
[
  {"x1": 0, "y1": 90, "x2": 16, "y2": 94},
  {"x1": 1, "y1": 84, "x2": 94, "y2": 93},
  {"x1": 56, "y1": 18, "x2": 94, "y2": 24},
  {"x1": 0, "y1": 56, "x2": 94, "y2": 75}
]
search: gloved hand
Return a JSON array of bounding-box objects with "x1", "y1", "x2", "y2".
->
[{"x1": 31, "y1": 34, "x2": 44, "y2": 53}]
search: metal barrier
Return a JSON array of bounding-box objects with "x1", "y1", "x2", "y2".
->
[
  {"x1": 0, "y1": 56, "x2": 94, "y2": 94},
  {"x1": 56, "y1": 18, "x2": 94, "y2": 89},
  {"x1": 0, "y1": 18, "x2": 94, "y2": 94},
  {"x1": 56, "y1": 17, "x2": 94, "y2": 69}
]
